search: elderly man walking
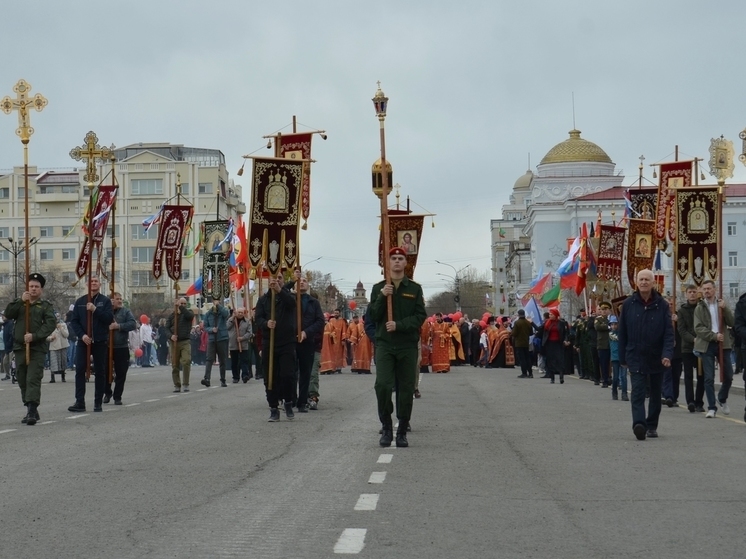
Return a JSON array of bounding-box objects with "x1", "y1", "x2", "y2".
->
[{"x1": 618, "y1": 269, "x2": 674, "y2": 440}]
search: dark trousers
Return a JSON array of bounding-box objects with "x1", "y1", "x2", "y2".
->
[
  {"x1": 105, "y1": 347, "x2": 130, "y2": 401},
  {"x1": 263, "y1": 344, "x2": 297, "y2": 408},
  {"x1": 252, "y1": 345, "x2": 263, "y2": 378},
  {"x1": 157, "y1": 344, "x2": 169, "y2": 366},
  {"x1": 204, "y1": 339, "x2": 228, "y2": 380},
  {"x1": 75, "y1": 341, "x2": 108, "y2": 406},
  {"x1": 296, "y1": 342, "x2": 315, "y2": 407},
  {"x1": 374, "y1": 344, "x2": 417, "y2": 423},
  {"x1": 662, "y1": 357, "x2": 682, "y2": 402},
  {"x1": 515, "y1": 346, "x2": 531, "y2": 376},
  {"x1": 142, "y1": 342, "x2": 152, "y2": 367},
  {"x1": 544, "y1": 341, "x2": 564, "y2": 381},
  {"x1": 597, "y1": 348, "x2": 610, "y2": 384},
  {"x1": 682, "y1": 352, "x2": 704, "y2": 407},
  {"x1": 702, "y1": 342, "x2": 733, "y2": 410},
  {"x1": 630, "y1": 370, "x2": 662, "y2": 430},
  {"x1": 230, "y1": 349, "x2": 250, "y2": 380},
  {"x1": 589, "y1": 346, "x2": 599, "y2": 382}
]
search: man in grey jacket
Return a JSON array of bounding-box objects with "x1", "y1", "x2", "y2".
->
[
  {"x1": 694, "y1": 279, "x2": 735, "y2": 418},
  {"x1": 166, "y1": 297, "x2": 195, "y2": 392},
  {"x1": 227, "y1": 307, "x2": 252, "y2": 383},
  {"x1": 201, "y1": 296, "x2": 230, "y2": 388},
  {"x1": 105, "y1": 292, "x2": 137, "y2": 405},
  {"x1": 677, "y1": 284, "x2": 705, "y2": 413}
]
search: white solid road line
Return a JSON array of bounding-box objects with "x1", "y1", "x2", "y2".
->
[
  {"x1": 197, "y1": 388, "x2": 208, "y2": 392},
  {"x1": 0, "y1": 429, "x2": 17, "y2": 434},
  {"x1": 66, "y1": 414, "x2": 89, "y2": 419},
  {"x1": 124, "y1": 403, "x2": 141, "y2": 407},
  {"x1": 353, "y1": 494, "x2": 379, "y2": 511},
  {"x1": 367, "y1": 471, "x2": 386, "y2": 484},
  {"x1": 377, "y1": 454, "x2": 393, "y2": 464},
  {"x1": 165, "y1": 395, "x2": 179, "y2": 398},
  {"x1": 144, "y1": 399, "x2": 160, "y2": 402},
  {"x1": 333, "y1": 528, "x2": 366, "y2": 554},
  {"x1": 39, "y1": 421, "x2": 55, "y2": 425}
]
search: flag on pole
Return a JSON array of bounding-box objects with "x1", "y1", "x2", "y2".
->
[{"x1": 540, "y1": 283, "x2": 561, "y2": 307}]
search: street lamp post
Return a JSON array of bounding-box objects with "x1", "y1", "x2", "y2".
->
[
  {"x1": 372, "y1": 82, "x2": 393, "y2": 321},
  {"x1": 0, "y1": 236, "x2": 38, "y2": 299},
  {"x1": 435, "y1": 261, "x2": 471, "y2": 312}
]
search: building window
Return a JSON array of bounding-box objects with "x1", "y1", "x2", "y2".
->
[
  {"x1": 728, "y1": 222, "x2": 737, "y2": 236},
  {"x1": 0, "y1": 250, "x2": 8, "y2": 261},
  {"x1": 62, "y1": 248, "x2": 75, "y2": 261},
  {"x1": 0, "y1": 227, "x2": 8, "y2": 238},
  {"x1": 131, "y1": 224, "x2": 158, "y2": 240},
  {"x1": 150, "y1": 163, "x2": 160, "y2": 171},
  {"x1": 729, "y1": 283, "x2": 740, "y2": 299},
  {"x1": 39, "y1": 249, "x2": 53, "y2": 261},
  {"x1": 728, "y1": 251, "x2": 738, "y2": 267},
  {"x1": 0, "y1": 188, "x2": 9, "y2": 199},
  {"x1": 17, "y1": 227, "x2": 25, "y2": 238},
  {"x1": 104, "y1": 248, "x2": 120, "y2": 259},
  {"x1": 103, "y1": 224, "x2": 120, "y2": 238},
  {"x1": 39, "y1": 226, "x2": 53, "y2": 237},
  {"x1": 180, "y1": 182, "x2": 190, "y2": 195},
  {"x1": 0, "y1": 273, "x2": 9, "y2": 285},
  {"x1": 198, "y1": 182, "x2": 213, "y2": 194},
  {"x1": 131, "y1": 270, "x2": 156, "y2": 286},
  {"x1": 131, "y1": 247, "x2": 155, "y2": 263},
  {"x1": 131, "y1": 179, "x2": 163, "y2": 196},
  {"x1": 62, "y1": 226, "x2": 72, "y2": 238},
  {"x1": 181, "y1": 269, "x2": 190, "y2": 281},
  {"x1": 62, "y1": 272, "x2": 76, "y2": 284},
  {"x1": 17, "y1": 187, "x2": 25, "y2": 198}
]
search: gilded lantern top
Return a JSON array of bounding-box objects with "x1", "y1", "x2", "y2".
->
[{"x1": 540, "y1": 129, "x2": 612, "y2": 165}]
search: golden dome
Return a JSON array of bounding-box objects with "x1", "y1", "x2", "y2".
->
[
  {"x1": 513, "y1": 169, "x2": 533, "y2": 190},
  {"x1": 371, "y1": 158, "x2": 393, "y2": 173},
  {"x1": 539, "y1": 129, "x2": 612, "y2": 165}
]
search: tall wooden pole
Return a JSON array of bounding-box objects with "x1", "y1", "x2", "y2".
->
[
  {"x1": 108, "y1": 154, "x2": 117, "y2": 384},
  {"x1": 718, "y1": 181, "x2": 725, "y2": 383},
  {"x1": 373, "y1": 84, "x2": 393, "y2": 322}
]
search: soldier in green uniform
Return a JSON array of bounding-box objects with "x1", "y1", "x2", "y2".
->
[
  {"x1": 369, "y1": 247, "x2": 427, "y2": 448},
  {"x1": 4, "y1": 273, "x2": 56, "y2": 425}
]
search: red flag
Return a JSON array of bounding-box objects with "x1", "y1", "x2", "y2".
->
[
  {"x1": 576, "y1": 223, "x2": 589, "y2": 295},
  {"x1": 235, "y1": 215, "x2": 249, "y2": 269}
]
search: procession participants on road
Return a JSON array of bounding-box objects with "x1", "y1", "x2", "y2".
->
[{"x1": 106, "y1": 292, "x2": 137, "y2": 404}]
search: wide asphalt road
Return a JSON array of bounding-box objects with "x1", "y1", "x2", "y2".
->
[{"x1": 1, "y1": 364, "x2": 745, "y2": 559}]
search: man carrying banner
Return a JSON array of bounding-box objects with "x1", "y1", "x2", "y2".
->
[
  {"x1": 369, "y1": 247, "x2": 427, "y2": 447},
  {"x1": 255, "y1": 271, "x2": 298, "y2": 421}
]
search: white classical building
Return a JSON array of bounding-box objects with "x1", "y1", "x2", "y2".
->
[{"x1": 491, "y1": 129, "x2": 746, "y2": 314}]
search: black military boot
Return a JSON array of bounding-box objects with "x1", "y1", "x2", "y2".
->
[
  {"x1": 49, "y1": 372, "x2": 55, "y2": 383},
  {"x1": 379, "y1": 416, "x2": 393, "y2": 447},
  {"x1": 395, "y1": 420, "x2": 409, "y2": 448},
  {"x1": 21, "y1": 404, "x2": 29, "y2": 424},
  {"x1": 26, "y1": 404, "x2": 38, "y2": 426}
]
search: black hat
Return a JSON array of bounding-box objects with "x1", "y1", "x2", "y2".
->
[
  {"x1": 517, "y1": 309, "x2": 525, "y2": 316},
  {"x1": 28, "y1": 273, "x2": 45, "y2": 288}
]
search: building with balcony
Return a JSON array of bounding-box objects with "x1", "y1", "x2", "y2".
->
[{"x1": 0, "y1": 142, "x2": 244, "y2": 310}]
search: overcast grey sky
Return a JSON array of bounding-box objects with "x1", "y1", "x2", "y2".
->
[{"x1": 2, "y1": 0, "x2": 745, "y2": 302}]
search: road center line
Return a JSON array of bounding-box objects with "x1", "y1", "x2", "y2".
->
[
  {"x1": 124, "y1": 403, "x2": 141, "y2": 407},
  {"x1": 354, "y1": 494, "x2": 379, "y2": 511},
  {"x1": 377, "y1": 454, "x2": 393, "y2": 463},
  {"x1": 144, "y1": 399, "x2": 160, "y2": 402},
  {"x1": 165, "y1": 395, "x2": 179, "y2": 398},
  {"x1": 39, "y1": 421, "x2": 55, "y2": 425},
  {"x1": 66, "y1": 414, "x2": 89, "y2": 419},
  {"x1": 333, "y1": 528, "x2": 366, "y2": 554},
  {"x1": 0, "y1": 429, "x2": 17, "y2": 434},
  {"x1": 368, "y1": 471, "x2": 386, "y2": 484},
  {"x1": 196, "y1": 389, "x2": 208, "y2": 392}
]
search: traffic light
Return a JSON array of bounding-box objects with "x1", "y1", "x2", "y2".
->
[{"x1": 197, "y1": 296, "x2": 203, "y2": 308}]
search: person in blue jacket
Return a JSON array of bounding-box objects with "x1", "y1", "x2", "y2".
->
[{"x1": 618, "y1": 269, "x2": 674, "y2": 441}]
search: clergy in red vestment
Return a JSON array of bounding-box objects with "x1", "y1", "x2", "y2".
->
[
  {"x1": 430, "y1": 313, "x2": 451, "y2": 373},
  {"x1": 320, "y1": 314, "x2": 336, "y2": 375},
  {"x1": 419, "y1": 319, "x2": 432, "y2": 373},
  {"x1": 349, "y1": 315, "x2": 372, "y2": 374},
  {"x1": 448, "y1": 319, "x2": 465, "y2": 365},
  {"x1": 331, "y1": 309, "x2": 348, "y2": 372}
]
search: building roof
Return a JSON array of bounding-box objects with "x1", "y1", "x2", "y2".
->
[
  {"x1": 513, "y1": 169, "x2": 533, "y2": 190},
  {"x1": 571, "y1": 183, "x2": 746, "y2": 202},
  {"x1": 540, "y1": 129, "x2": 612, "y2": 165}
]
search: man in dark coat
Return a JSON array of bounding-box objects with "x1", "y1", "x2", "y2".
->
[
  {"x1": 733, "y1": 290, "x2": 746, "y2": 422},
  {"x1": 511, "y1": 309, "x2": 536, "y2": 378},
  {"x1": 618, "y1": 269, "x2": 674, "y2": 440}
]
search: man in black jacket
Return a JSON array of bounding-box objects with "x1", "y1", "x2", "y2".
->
[
  {"x1": 106, "y1": 292, "x2": 137, "y2": 404},
  {"x1": 166, "y1": 297, "x2": 195, "y2": 392},
  {"x1": 618, "y1": 270, "x2": 674, "y2": 440},
  {"x1": 285, "y1": 270, "x2": 324, "y2": 412},
  {"x1": 68, "y1": 275, "x2": 114, "y2": 413},
  {"x1": 733, "y1": 290, "x2": 746, "y2": 422},
  {"x1": 678, "y1": 284, "x2": 704, "y2": 412},
  {"x1": 255, "y1": 271, "x2": 298, "y2": 421}
]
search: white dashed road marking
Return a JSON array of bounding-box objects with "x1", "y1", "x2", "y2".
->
[
  {"x1": 66, "y1": 414, "x2": 89, "y2": 419},
  {"x1": 0, "y1": 429, "x2": 17, "y2": 434},
  {"x1": 145, "y1": 399, "x2": 160, "y2": 402},
  {"x1": 39, "y1": 421, "x2": 55, "y2": 425},
  {"x1": 124, "y1": 403, "x2": 140, "y2": 407},
  {"x1": 368, "y1": 471, "x2": 386, "y2": 484},
  {"x1": 333, "y1": 528, "x2": 366, "y2": 554},
  {"x1": 377, "y1": 454, "x2": 393, "y2": 463},
  {"x1": 353, "y1": 494, "x2": 379, "y2": 511}
]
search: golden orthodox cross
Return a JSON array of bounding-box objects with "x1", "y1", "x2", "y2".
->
[
  {"x1": 0, "y1": 79, "x2": 47, "y2": 144},
  {"x1": 69, "y1": 131, "x2": 114, "y2": 184}
]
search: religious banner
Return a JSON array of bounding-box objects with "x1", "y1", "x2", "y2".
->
[
  {"x1": 596, "y1": 225, "x2": 626, "y2": 281},
  {"x1": 247, "y1": 157, "x2": 304, "y2": 275},
  {"x1": 153, "y1": 205, "x2": 194, "y2": 281},
  {"x1": 655, "y1": 161, "x2": 692, "y2": 242},
  {"x1": 201, "y1": 220, "x2": 232, "y2": 300},
  {"x1": 675, "y1": 187, "x2": 719, "y2": 285},
  {"x1": 277, "y1": 133, "x2": 313, "y2": 229},
  {"x1": 378, "y1": 210, "x2": 425, "y2": 280},
  {"x1": 625, "y1": 218, "x2": 655, "y2": 289},
  {"x1": 76, "y1": 185, "x2": 117, "y2": 278},
  {"x1": 629, "y1": 188, "x2": 657, "y2": 222}
]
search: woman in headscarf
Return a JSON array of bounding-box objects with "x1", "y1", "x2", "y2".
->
[{"x1": 541, "y1": 308, "x2": 569, "y2": 384}]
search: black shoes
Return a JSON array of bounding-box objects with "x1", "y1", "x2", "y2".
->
[
  {"x1": 26, "y1": 404, "x2": 39, "y2": 426},
  {"x1": 220, "y1": 380, "x2": 227, "y2": 387},
  {"x1": 297, "y1": 403, "x2": 309, "y2": 413},
  {"x1": 284, "y1": 402, "x2": 295, "y2": 420},
  {"x1": 612, "y1": 391, "x2": 619, "y2": 400},
  {"x1": 517, "y1": 374, "x2": 528, "y2": 378},
  {"x1": 560, "y1": 377, "x2": 564, "y2": 384},
  {"x1": 21, "y1": 406, "x2": 29, "y2": 424},
  {"x1": 695, "y1": 406, "x2": 705, "y2": 413},
  {"x1": 621, "y1": 393, "x2": 629, "y2": 401},
  {"x1": 103, "y1": 395, "x2": 111, "y2": 404},
  {"x1": 49, "y1": 374, "x2": 55, "y2": 383},
  {"x1": 93, "y1": 406, "x2": 103, "y2": 412},
  {"x1": 647, "y1": 429, "x2": 658, "y2": 438},
  {"x1": 633, "y1": 424, "x2": 647, "y2": 441},
  {"x1": 61, "y1": 373, "x2": 66, "y2": 382},
  {"x1": 68, "y1": 402, "x2": 86, "y2": 413},
  {"x1": 396, "y1": 421, "x2": 409, "y2": 447},
  {"x1": 268, "y1": 408, "x2": 280, "y2": 422},
  {"x1": 201, "y1": 378, "x2": 210, "y2": 387},
  {"x1": 232, "y1": 378, "x2": 239, "y2": 383},
  {"x1": 688, "y1": 402, "x2": 696, "y2": 413},
  {"x1": 664, "y1": 398, "x2": 674, "y2": 408},
  {"x1": 114, "y1": 400, "x2": 122, "y2": 405},
  {"x1": 379, "y1": 417, "x2": 393, "y2": 447}
]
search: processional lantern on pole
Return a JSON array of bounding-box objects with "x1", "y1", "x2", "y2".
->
[{"x1": 372, "y1": 82, "x2": 393, "y2": 321}]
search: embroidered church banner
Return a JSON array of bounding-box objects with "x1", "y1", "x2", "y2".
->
[
  {"x1": 378, "y1": 210, "x2": 424, "y2": 280},
  {"x1": 630, "y1": 188, "x2": 657, "y2": 222},
  {"x1": 153, "y1": 205, "x2": 194, "y2": 281},
  {"x1": 597, "y1": 225, "x2": 626, "y2": 281},
  {"x1": 76, "y1": 185, "x2": 118, "y2": 278},
  {"x1": 655, "y1": 161, "x2": 693, "y2": 242},
  {"x1": 625, "y1": 219, "x2": 656, "y2": 289},
  {"x1": 675, "y1": 187, "x2": 719, "y2": 285},
  {"x1": 247, "y1": 157, "x2": 304, "y2": 275},
  {"x1": 201, "y1": 220, "x2": 231, "y2": 300},
  {"x1": 278, "y1": 133, "x2": 313, "y2": 228}
]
